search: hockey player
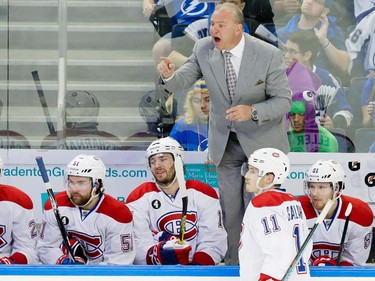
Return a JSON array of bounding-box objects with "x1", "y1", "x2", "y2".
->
[
  {"x1": 37, "y1": 154, "x2": 135, "y2": 265},
  {"x1": 0, "y1": 156, "x2": 38, "y2": 264},
  {"x1": 298, "y1": 159, "x2": 373, "y2": 266},
  {"x1": 126, "y1": 137, "x2": 227, "y2": 265},
  {"x1": 239, "y1": 148, "x2": 311, "y2": 280}
]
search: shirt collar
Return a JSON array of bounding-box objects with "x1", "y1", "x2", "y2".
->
[{"x1": 222, "y1": 34, "x2": 245, "y2": 58}]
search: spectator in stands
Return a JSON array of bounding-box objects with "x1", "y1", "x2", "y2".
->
[
  {"x1": 146, "y1": 0, "x2": 215, "y2": 67},
  {"x1": 230, "y1": 0, "x2": 274, "y2": 36},
  {"x1": 142, "y1": 0, "x2": 156, "y2": 18},
  {"x1": 284, "y1": 29, "x2": 353, "y2": 130},
  {"x1": 40, "y1": 91, "x2": 123, "y2": 150},
  {"x1": 353, "y1": 0, "x2": 375, "y2": 23},
  {"x1": 361, "y1": 76, "x2": 375, "y2": 128},
  {"x1": 271, "y1": 0, "x2": 301, "y2": 25},
  {"x1": 298, "y1": 159, "x2": 373, "y2": 266},
  {"x1": 170, "y1": 80, "x2": 210, "y2": 151},
  {"x1": 37, "y1": 154, "x2": 135, "y2": 265},
  {"x1": 0, "y1": 99, "x2": 31, "y2": 149},
  {"x1": 276, "y1": 0, "x2": 350, "y2": 83},
  {"x1": 168, "y1": 0, "x2": 251, "y2": 69},
  {"x1": 0, "y1": 155, "x2": 38, "y2": 264},
  {"x1": 126, "y1": 137, "x2": 227, "y2": 265},
  {"x1": 346, "y1": 9, "x2": 375, "y2": 79},
  {"x1": 288, "y1": 90, "x2": 339, "y2": 152}
]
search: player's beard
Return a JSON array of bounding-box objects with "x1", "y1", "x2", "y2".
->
[
  {"x1": 154, "y1": 169, "x2": 176, "y2": 188},
  {"x1": 69, "y1": 191, "x2": 92, "y2": 207}
]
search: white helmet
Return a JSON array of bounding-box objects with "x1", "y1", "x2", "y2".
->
[
  {"x1": 65, "y1": 90, "x2": 100, "y2": 129},
  {"x1": 66, "y1": 154, "x2": 105, "y2": 183},
  {"x1": 304, "y1": 159, "x2": 345, "y2": 196},
  {"x1": 146, "y1": 137, "x2": 184, "y2": 166},
  {"x1": 248, "y1": 147, "x2": 290, "y2": 185},
  {"x1": 66, "y1": 154, "x2": 106, "y2": 207}
]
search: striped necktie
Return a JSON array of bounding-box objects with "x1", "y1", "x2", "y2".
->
[{"x1": 224, "y1": 51, "x2": 237, "y2": 102}]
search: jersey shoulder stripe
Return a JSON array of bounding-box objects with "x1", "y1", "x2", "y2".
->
[
  {"x1": 0, "y1": 184, "x2": 33, "y2": 209},
  {"x1": 44, "y1": 191, "x2": 74, "y2": 210},
  {"x1": 339, "y1": 195, "x2": 373, "y2": 227},
  {"x1": 186, "y1": 180, "x2": 218, "y2": 199},
  {"x1": 252, "y1": 190, "x2": 296, "y2": 208},
  {"x1": 97, "y1": 194, "x2": 133, "y2": 223},
  {"x1": 125, "y1": 182, "x2": 160, "y2": 204}
]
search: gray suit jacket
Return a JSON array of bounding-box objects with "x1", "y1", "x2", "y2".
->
[{"x1": 162, "y1": 34, "x2": 291, "y2": 165}]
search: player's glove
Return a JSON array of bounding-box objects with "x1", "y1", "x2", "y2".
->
[
  {"x1": 153, "y1": 231, "x2": 178, "y2": 242},
  {"x1": 147, "y1": 239, "x2": 192, "y2": 265},
  {"x1": 0, "y1": 257, "x2": 14, "y2": 264},
  {"x1": 56, "y1": 237, "x2": 88, "y2": 265},
  {"x1": 312, "y1": 256, "x2": 337, "y2": 266}
]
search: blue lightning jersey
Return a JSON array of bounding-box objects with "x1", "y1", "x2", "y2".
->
[{"x1": 162, "y1": 0, "x2": 215, "y2": 26}]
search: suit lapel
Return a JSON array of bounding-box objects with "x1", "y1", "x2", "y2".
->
[{"x1": 209, "y1": 48, "x2": 231, "y2": 103}]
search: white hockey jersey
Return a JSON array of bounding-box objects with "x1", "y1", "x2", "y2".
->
[
  {"x1": 354, "y1": 0, "x2": 375, "y2": 20},
  {"x1": 0, "y1": 184, "x2": 38, "y2": 264},
  {"x1": 37, "y1": 192, "x2": 135, "y2": 265},
  {"x1": 126, "y1": 180, "x2": 227, "y2": 265},
  {"x1": 346, "y1": 10, "x2": 375, "y2": 73},
  {"x1": 239, "y1": 189, "x2": 311, "y2": 281},
  {"x1": 298, "y1": 195, "x2": 373, "y2": 266}
]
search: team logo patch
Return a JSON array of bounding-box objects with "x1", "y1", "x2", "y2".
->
[
  {"x1": 61, "y1": 216, "x2": 69, "y2": 226},
  {"x1": 68, "y1": 230, "x2": 103, "y2": 259},
  {"x1": 152, "y1": 199, "x2": 161, "y2": 209},
  {"x1": 181, "y1": 0, "x2": 208, "y2": 17},
  {"x1": 365, "y1": 173, "x2": 375, "y2": 187},
  {"x1": 348, "y1": 161, "x2": 361, "y2": 171},
  {"x1": 0, "y1": 225, "x2": 7, "y2": 248},
  {"x1": 157, "y1": 211, "x2": 198, "y2": 241}
]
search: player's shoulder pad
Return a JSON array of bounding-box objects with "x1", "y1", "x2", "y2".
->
[
  {"x1": 339, "y1": 195, "x2": 373, "y2": 227},
  {"x1": 252, "y1": 190, "x2": 296, "y2": 208},
  {"x1": 0, "y1": 184, "x2": 33, "y2": 209},
  {"x1": 186, "y1": 180, "x2": 218, "y2": 199},
  {"x1": 297, "y1": 195, "x2": 317, "y2": 219},
  {"x1": 44, "y1": 191, "x2": 74, "y2": 210},
  {"x1": 97, "y1": 194, "x2": 133, "y2": 223},
  {"x1": 125, "y1": 182, "x2": 160, "y2": 204}
]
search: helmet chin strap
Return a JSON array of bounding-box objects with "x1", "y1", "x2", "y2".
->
[
  {"x1": 79, "y1": 188, "x2": 100, "y2": 208},
  {"x1": 255, "y1": 176, "x2": 274, "y2": 194}
]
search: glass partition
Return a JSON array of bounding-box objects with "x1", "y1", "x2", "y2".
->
[{"x1": 0, "y1": 0, "x2": 373, "y2": 153}]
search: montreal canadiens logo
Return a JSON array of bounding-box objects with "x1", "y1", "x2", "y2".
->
[
  {"x1": 157, "y1": 211, "x2": 198, "y2": 241},
  {"x1": 181, "y1": 0, "x2": 208, "y2": 17}
]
